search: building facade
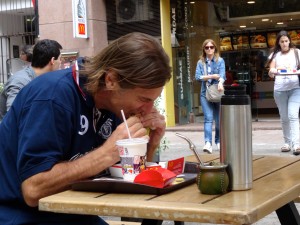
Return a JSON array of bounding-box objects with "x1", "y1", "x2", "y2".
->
[{"x1": 1, "y1": 0, "x2": 300, "y2": 126}]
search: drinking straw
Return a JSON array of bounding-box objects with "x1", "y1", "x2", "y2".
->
[{"x1": 121, "y1": 109, "x2": 132, "y2": 139}]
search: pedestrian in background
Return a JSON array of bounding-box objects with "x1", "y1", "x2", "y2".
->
[
  {"x1": 0, "y1": 39, "x2": 62, "y2": 122},
  {"x1": 195, "y1": 39, "x2": 226, "y2": 154},
  {"x1": 267, "y1": 30, "x2": 300, "y2": 155},
  {"x1": 19, "y1": 45, "x2": 33, "y2": 63},
  {"x1": 0, "y1": 32, "x2": 171, "y2": 225}
]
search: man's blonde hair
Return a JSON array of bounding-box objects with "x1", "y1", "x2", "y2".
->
[{"x1": 82, "y1": 32, "x2": 172, "y2": 95}]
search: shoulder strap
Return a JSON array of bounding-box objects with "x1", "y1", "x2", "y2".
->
[{"x1": 202, "y1": 60, "x2": 210, "y2": 86}]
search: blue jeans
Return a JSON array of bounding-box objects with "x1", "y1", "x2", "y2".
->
[
  {"x1": 274, "y1": 88, "x2": 300, "y2": 148},
  {"x1": 200, "y1": 95, "x2": 220, "y2": 145}
]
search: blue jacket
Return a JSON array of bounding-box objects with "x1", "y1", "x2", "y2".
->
[
  {"x1": 0, "y1": 68, "x2": 117, "y2": 224},
  {"x1": 195, "y1": 56, "x2": 226, "y2": 97}
]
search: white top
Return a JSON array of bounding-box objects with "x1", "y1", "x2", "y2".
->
[{"x1": 271, "y1": 48, "x2": 300, "y2": 91}]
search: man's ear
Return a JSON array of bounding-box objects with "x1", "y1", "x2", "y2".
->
[
  {"x1": 50, "y1": 57, "x2": 55, "y2": 65},
  {"x1": 105, "y1": 71, "x2": 119, "y2": 90}
]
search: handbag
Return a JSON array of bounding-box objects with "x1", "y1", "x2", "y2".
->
[
  {"x1": 206, "y1": 83, "x2": 224, "y2": 102},
  {"x1": 202, "y1": 60, "x2": 224, "y2": 102},
  {"x1": 294, "y1": 48, "x2": 300, "y2": 85}
]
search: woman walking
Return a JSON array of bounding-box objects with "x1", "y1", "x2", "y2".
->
[
  {"x1": 267, "y1": 30, "x2": 300, "y2": 155},
  {"x1": 195, "y1": 39, "x2": 226, "y2": 154}
]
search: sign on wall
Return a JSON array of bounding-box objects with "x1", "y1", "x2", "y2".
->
[{"x1": 72, "y1": 0, "x2": 88, "y2": 38}]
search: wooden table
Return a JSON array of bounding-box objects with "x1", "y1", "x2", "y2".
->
[{"x1": 39, "y1": 155, "x2": 300, "y2": 225}]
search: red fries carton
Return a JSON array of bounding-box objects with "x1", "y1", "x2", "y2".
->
[{"x1": 134, "y1": 167, "x2": 177, "y2": 188}]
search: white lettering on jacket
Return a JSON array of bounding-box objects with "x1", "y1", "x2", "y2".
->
[
  {"x1": 78, "y1": 115, "x2": 88, "y2": 135},
  {"x1": 99, "y1": 118, "x2": 112, "y2": 139}
]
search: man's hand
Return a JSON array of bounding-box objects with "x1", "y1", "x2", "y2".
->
[
  {"x1": 104, "y1": 115, "x2": 149, "y2": 161},
  {"x1": 140, "y1": 108, "x2": 166, "y2": 161}
]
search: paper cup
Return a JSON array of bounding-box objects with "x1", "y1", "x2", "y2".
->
[
  {"x1": 116, "y1": 138, "x2": 148, "y2": 181},
  {"x1": 108, "y1": 164, "x2": 123, "y2": 178}
]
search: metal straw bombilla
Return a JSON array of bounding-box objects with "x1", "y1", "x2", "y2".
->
[{"x1": 175, "y1": 133, "x2": 204, "y2": 166}]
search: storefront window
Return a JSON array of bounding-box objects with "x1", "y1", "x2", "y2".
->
[
  {"x1": 171, "y1": 0, "x2": 194, "y2": 124},
  {"x1": 172, "y1": 0, "x2": 300, "y2": 123},
  {"x1": 171, "y1": 0, "x2": 222, "y2": 124}
]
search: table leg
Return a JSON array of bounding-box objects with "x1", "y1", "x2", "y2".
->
[
  {"x1": 175, "y1": 222, "x2": 184, "y2": 225},
  {"x1": 121, "y1": 217, "x2": 141, "y2": 222},
  {"x1": 276, "y1": 201, "x2": 300, "y2": 225}
]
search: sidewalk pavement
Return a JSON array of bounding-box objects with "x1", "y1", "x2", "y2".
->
[
  {"x1": 162, "y1": 115, "x2": 287, "y2": 165},
  {"x1": 166, "y1": 115, "x2": 281, "y2": 132},
  {"x1": 163, "y1": 116, "x2": 285, "y2": 156}
]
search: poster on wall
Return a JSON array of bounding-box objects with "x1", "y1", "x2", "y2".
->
[
  {"x1": 267, "y1": 32, "x2": 277, "y2": 48},
  {"x1": 220, "y1": 36, "x2": 233, "y2": 51},
  {"x1": 232, "y1": 34, "x2": 249, "y2": 50},
  {"x1": 72, "y1": 0, "x2": 88, "y2": 38},
  {"x1": 288, "y1": 30, "x2": 300, "y2": 45},
  {"x1": 250, "y1": 33, "x2": 267, "y2": 49}
]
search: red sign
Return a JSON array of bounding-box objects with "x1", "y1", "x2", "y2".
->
[
  {"x1": 73, "y1": 0, "x2": 88, "y2": 38},
  {"x1": 78, "y1": 23, "x2": 85, "y2": 35}
]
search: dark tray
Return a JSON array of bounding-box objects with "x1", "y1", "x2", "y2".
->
[{"x1": 71, "y1": 161, "x2": 199, "y2": 195}]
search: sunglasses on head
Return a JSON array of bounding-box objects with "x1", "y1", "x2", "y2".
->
[{"x1": 204, "y1": 46, "x2": 215, "y2": 50}]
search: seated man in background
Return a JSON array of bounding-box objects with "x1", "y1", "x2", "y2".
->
[
  {"x1": 0, "y1": 39, "x2": 62, "y2": 122},
  {"x1": 19, "y1": 44, "x2": 34, "y2": 64}
]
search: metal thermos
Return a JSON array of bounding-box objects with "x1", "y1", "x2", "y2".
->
[{"x1": 220, "y1": 84, "x2": 253, "y2": 190}]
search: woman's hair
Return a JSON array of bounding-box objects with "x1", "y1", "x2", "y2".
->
[
  {"x1": 82, "y1": 32, "x2": 172, "y2": 95},
  {"x1": 20, "y1": 45, "x2": 33, "y2": 62},
  {"x1": 199, "y1": 39, "x2": 220, "y2": 62},
  {"x1": 265, "y1": 30, "x2": 295, "y2": 67}
]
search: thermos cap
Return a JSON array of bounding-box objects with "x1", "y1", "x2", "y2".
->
[{"x1": 221, "y1": 84, "x2": 250, "y2": 105}]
